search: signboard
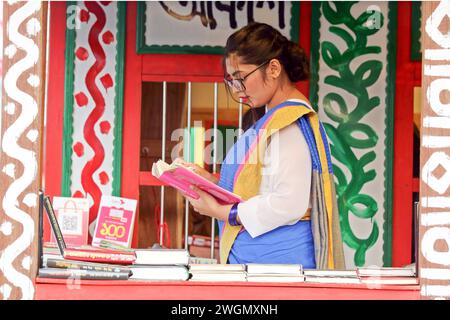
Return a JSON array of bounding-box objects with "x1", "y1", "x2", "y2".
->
[{"x1": 137, "y1": 1, "x2": 299, "y2": 54}]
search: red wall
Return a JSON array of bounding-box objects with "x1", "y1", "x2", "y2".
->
[{"x1": 43, "y1": 2, "x2": 66, "y2": 241}]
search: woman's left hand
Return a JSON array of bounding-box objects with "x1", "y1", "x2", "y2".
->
[{"x1": 186, "y1": 186, "x2": 232, "y2": 221}]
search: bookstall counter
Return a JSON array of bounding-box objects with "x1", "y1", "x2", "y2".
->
[{"x1": 35, "y1": 278, "x2": 420, "y2": 300}]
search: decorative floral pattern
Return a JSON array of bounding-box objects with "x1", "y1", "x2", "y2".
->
[{"x1": 310, "y1": 2, "x2": 396, "y2": 267}]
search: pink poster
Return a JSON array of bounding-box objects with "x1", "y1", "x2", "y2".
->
[{"x1": 92, "y1": 196, "x2": 137, "y2": 248}]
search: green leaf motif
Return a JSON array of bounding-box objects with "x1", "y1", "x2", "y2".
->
[{"x1": 320, "y1": 2, "x2": 385, "y2": 266}]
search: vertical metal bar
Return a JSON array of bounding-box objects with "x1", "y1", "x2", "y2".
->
[
  {"x1": 238, "y1": 98, "x2": 243, "y2": 137},
  {"x1": 184, "y1": 82, "x2": 192, "y2": 250},
  {"x1": 212, "y1": 82, "x2": 218, "y2": 173},
  {"x1": 159, "y1": 81, "x2": 167, "y2": 245},
  {"x1": 211, "y1": 82, "x2": 219, "y2": 259}
]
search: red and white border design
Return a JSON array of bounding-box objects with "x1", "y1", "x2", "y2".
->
[{"x1": 69, "y1": 1, "x2": 120, "y2": 234}]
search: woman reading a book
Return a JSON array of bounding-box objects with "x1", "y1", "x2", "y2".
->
[{"x1": 183, "y1": 22, "x2": 345, "y2": 269}]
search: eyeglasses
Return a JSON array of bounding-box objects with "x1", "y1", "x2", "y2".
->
[{"x1": 224, "y1": 60, "x2": 270, "y2": 92}]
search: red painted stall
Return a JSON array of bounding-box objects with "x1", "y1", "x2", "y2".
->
[
  {"x1": 38, "y1": 1, "x2": 421, "y2": 299},
  {"x1": 35, "y1": 278, "x2": 419, "y2": 300}
]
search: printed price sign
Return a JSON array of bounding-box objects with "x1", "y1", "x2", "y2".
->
[{"x1": 92, "y1": 196, "x2": 137, "y2": 248}]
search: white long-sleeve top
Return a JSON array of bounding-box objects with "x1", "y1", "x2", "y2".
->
[{"x1": 237, "y1": 120, "x2": 312, "y2": 238}]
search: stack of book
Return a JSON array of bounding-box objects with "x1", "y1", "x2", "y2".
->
[
  {"x1": 39, "y1": 192, "x2": 193, "y2": 281},
  {"x1": 303, "y1": 269, "x2": 360, "y2": 284},
  {"x1": 129, "y1": 248, "x2": 190, "y2": 281},
  {"x1": 246, "y1": 264, "x2": 305, "y2": 283},
  {"x1": 356, "y1": 266, "x2": 418, "y2": 285},
  {"x1": 40, "y1": 256, "x2": 132, "y2": 280},
  {"x1": 188, "y1": 234, "x2": 219, "y2": 260},
  {"x1": 39, "y1": 192, "x2": 137, "y2": 280},
  {"x1": 39, "y1": 244, "x2": 136, "y2": 280},
  {"x1": 189, "y1": 256, "x2": 218, "y2": 265},
  {"x1": 189, "y1": 264, "x2": 247, "y2": 282}
]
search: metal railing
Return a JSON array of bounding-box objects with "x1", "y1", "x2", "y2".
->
[{"x1": 157, "y1": 81, "x2": 243, "y2": 259}]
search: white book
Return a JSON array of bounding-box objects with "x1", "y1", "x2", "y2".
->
[
  {"x1": 190, "y1": 273, "x2": 247, "y2": 282},
  {"x1": 357, "y1": 267, "x2": 416, "y2": 278},
  {"x1": 189, "y1": 264, "x2": 245, "y2": 272},
  {"x1": 246, "y1": 275, "x2": 305, "y2": 283},
  {"x1": 359, "y1": 277, "x2": 418, "y2": 285},
  {"x1": 305, "y1": 276, "x2": 361, "y2": 284},
  {"x1": 129, "y1": 265, "x2": 189, "y2": 281},
  {"x1": 303, "y1": 269, "x2": 357, "y2": 277},
  {"x1": 246, "y1": 264, "x2": 303, "y2": 275},
  {"x1": 189, "y1": 256, "x2": 218, "y2": 265},
  {"x1": 134, "y1": 249, "x2": 190, "y2": 265}
]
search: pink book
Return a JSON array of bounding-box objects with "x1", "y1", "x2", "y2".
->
[{"x1": 152, "y1": 160, "x2": 242, "y2": 205}]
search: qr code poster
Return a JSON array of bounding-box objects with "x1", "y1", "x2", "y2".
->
[
  {"x1": 92, "y1": 196, "x2": 137, "y2": 248},
  {"x1": 50, "y1": 197, "x2": 90, "y2": 246}
]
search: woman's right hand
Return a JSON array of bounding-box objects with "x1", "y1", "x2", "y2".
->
[{"x1": 174, "y1": 158, "x2": 219, "y2": 184}]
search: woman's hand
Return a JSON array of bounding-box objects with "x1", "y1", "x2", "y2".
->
[
  {"x1": 186, "y1": 186, "x2": 232, "y2": 222},
  {"x1": 174, "y1": 158, "x2": 219, "y2": 184}
]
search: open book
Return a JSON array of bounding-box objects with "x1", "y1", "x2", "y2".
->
[{"x1": 152, "y1": 159, "x2": 242, "y2": 205}]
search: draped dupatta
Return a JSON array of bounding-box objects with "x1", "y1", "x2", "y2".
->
[{"x1": 218, "y1": 101, "x2": 345, "y2": 269}]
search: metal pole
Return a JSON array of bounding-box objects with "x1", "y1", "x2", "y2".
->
[
  {"x1": 211, "y1": 82, "x2": 219, "y2": 259},
  {"x1": 159, "y1": 81, "x2": 167, "y2": 245},
  {"x1": 184, "y1": 82, "x2": 192, "y2": 250},
  {"x1": 238, "y1": 98, "x2": 243, "y2": 137}
]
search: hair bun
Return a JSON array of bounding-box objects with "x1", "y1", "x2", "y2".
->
[{"x1": 282, "y1": 41, "x2": 310, "y2": 82}]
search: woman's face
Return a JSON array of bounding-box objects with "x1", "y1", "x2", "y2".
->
[{"x1": 224, "y1": 54, "x2": 275, "y2": 108}]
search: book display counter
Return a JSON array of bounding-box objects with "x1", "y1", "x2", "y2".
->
[
  {"x1": 3, "y1": 2, "x2": 448, "y2": 301},
  {"x1": 34, "y1": 278, "x2": 420, "y2": 300}
]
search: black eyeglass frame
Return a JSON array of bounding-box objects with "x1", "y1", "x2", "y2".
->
[{"x1": 223, "y1": 60, "x2": 270, "y2": 92}]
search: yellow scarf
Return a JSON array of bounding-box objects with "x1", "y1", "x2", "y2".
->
[{"x1": 219, "y1": 102, "x2": 345, "y2": 269}]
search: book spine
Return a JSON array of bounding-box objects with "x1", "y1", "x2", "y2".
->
[
  {"x1": 191, "y1": 238, "x2": 219, "y2": 248},
  {"x1": 46, "y1": 258, "x2": 132, "y2": 275},
  {"x1": 63, "y1": 249, "x2": 136, "y2": 265},
  {"x1": 43, "y1": 196, "x2": 66, "y2": 254},
  {"x1": 98, "y1": 240, "x2": 134, "y2": 252},
  {"x1": 38, "y1": 190, "x2": 44, "y2": 269},
  {"x1": 38, "y1": 268, "x2": 130, "y2": 280}
]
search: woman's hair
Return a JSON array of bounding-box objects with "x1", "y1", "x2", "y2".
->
[
  {"x1": 224, "y1": 22, "x2": 310, "y2": 131},
  {"x1": 224, "y1": 22, "x2": 309, "y2": 83},
  {"x1": 241, "y1": 106, "x2": 266, "y2": 131}
]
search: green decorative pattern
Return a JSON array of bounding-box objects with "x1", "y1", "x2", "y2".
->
[
  {"x1": 61, "y1": 1, "x2": 77, "y2": 197},
  {"x1": 136, "y1": 1, "x2": 300, "y2": 54},
  {"x1": 112, "y1": 2, "x2": 126, "y2": 196},
  {"x1": 411, "y1": 2, "x2": 422, "y2": 61},
  {"x1": 310, "y1": 2, "x2": 396, "y2": 267}
]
